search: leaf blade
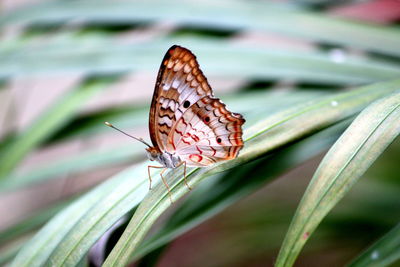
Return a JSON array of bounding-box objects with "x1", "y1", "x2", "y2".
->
[
  {"x1": 2, "y1": 0, "x2": 400, "y2": 57},
  {"x1": 0, "y1": 76, "x2": 116, "y2": 179},
  {"x1": 10, "y1": 80, "x2": 400, "y2": 267},
  {"x1": 131, "y1": 120, "x2": 351, "y2": 261},
  {"x1": 2, "y1": 39, "x2": 400, "y2": 83},
  {"x1": 275, "y1": 90, "x2": 400, "y2": 267},
  {"x1": 103, "y1": 82, "x2": 400, "y2": 266}
]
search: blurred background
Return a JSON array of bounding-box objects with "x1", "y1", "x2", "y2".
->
[{"x1": 1, "y1": 0, "x2": 400, "y2": 266}]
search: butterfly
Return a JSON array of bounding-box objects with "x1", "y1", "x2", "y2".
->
[{"x1": 106, "y1": 45, "x2": 245, "y2": 201}]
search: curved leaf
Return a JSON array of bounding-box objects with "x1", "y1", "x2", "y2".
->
[
  {"x1": 2, "y1": 0, "x2": 400, "y2": 57},
  {"x1": 10, "y1": 79, "x2": 400, "y2": 267},
  {"x1": 0, "y1": 90, "x2": 322, "y2": 192},
  {"x1": 275, "y1": 90, "x2": 400, "y2": 267},
  {"x1": 0, "y1": 91, "x2": 321, "y2": 256},
  {"x1": 10, "y1": 163, "x2": 149, "y2": 267},
  {"x1": 0, "y1": 241, "x2": 25, "y2": 266},
  {"x1": 0, "y1": 76, "x2": 116, "y2": 179},
  {"x1": 0, "y1": 144, "x2": 143, "y2": 192},
  {"x1": 131, "y1": 120, "x2": 351, "y2": 261},
  {"x1": 1, "y1": 38, "x2": 400, "y2": 83},
  {"x1": 0, "y1": 199, "x2": 71, "y2": 246},
  {"x1": 103, "y1": 81, "x2": 400, "y2": 266}
]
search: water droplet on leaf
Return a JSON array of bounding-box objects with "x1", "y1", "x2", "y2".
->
[
  {"x1": 371, "y1": 251, "x2": 379, "y2": 260},
  {"x1": 329, "y1": 49, "x2": 347, "y2": 64}
]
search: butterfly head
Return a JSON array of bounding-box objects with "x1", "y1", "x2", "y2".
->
[{"x1": 145, "y1": 147, "x2": 161, "y2": 161}]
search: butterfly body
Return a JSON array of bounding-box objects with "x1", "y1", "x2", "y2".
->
[{"x1": 146, "y1": 147, "x2": 181, "y2": 169}]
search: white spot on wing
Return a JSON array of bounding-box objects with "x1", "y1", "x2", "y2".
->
[
  {"x1": 163, "y1": 83, "x2": 170, "y2": 91},
  {"x1": 168, "y1": 100, "x2": 176, "y2": 111},
  {"x1": 184, "y1": 64, "x2": 191, "y2": 73},
  {"x1": 159, "y1": 116, "x2": 172, "y2": 127},
  {"x1": 161, "y1": 99, "x2": 167, "y2": 109},
  {"x1": 172, "y1": 79, "x2": 181, "y2": 88}
]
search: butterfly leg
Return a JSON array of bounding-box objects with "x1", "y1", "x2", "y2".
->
[
  {"x1": 148, "y1": 165, "x2": 164, "y2": 190},
  {"x1": 159, "y1": 168, "x2": 173, "y2": 203},
  {"x1": 177, "y1": 161, "x2": 191, "y2": 190}
]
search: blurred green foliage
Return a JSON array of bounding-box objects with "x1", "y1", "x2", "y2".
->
[{"x1": 0, "y1": 0, "x2": 399, "y2": 266}]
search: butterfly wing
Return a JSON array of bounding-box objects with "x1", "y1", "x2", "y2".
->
[
  {"x1": 169, "y1": 96, "x2": 245, "y2": 166},
  {"x1": 149, "y1": 45, "x2": 213, "y2": 151}
]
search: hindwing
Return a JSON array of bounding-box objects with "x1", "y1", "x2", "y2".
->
[{"x1": 169, "y1": 96, "x2": 245, "y2": 166}]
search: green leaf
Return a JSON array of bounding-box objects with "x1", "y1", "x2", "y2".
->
[
  {"x1": 102, "y1": 81, "x2": 400, "y2": 267},
  {"x1": 0, "y1": 200, "x2": 74, "y2": 266},
  {"x1": 132, "y1": 120, "x2": 351, "y2": 261},
  {"x1": 275, "y1": 90, "x2": 400, "y2": 267},
  {"x1": 10, "y1": 80, "x2": 400, "y2": 267},
  {"x1": 10, "y1": 163, "x2": 149, "y2": 267},
  {"x1": 0, "y1": 198, "x2": 73, "y2": 246},
  {"x1": 10, "y1": 90, "x2": 318, "y2": 266},
  {"x1": 0, "y1": 90, "x2": 322, "y2": 192},
  {"x1": 46, "y1": 90, "x2": 327, "y2": 144},
  {"x1": 2, "y1": 0, "x2": 400, "y2": 57},
  {"x1": 0, "y1": 241, "x2": 24, "y2": 266},
  {"x1": 0, "y1": 144, "x2": 143, "y2": 192},
  {"x1": 2, "y1": 38, "x2": 400, "y2": 83},
  {"x1": 347, "y1": 223, "x2": 400, "y2": 267},
  {"x1": 0, "y1": 76, "x2": 116, "y2": 179},
  {"x1": 28, "y1": 103, "x2": 148, "y2": 146}
]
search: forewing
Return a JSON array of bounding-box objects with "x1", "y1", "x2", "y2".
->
[
  {"x1": 169, "y1": 96, "x2": 245, "y2": 166},
  {"x1": 149, "y1": 45, "x2": 213, "y2": 151}
]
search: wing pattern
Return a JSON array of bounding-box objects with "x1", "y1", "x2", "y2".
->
[
  {"x1": 149, "y1": 45, "x2": 245, "y2": 165},
  {"x1": 169, "y1": 96, "x2": 245, "y2": 166},
  {"x1": 149, "y1": 45, "x2": 213, "y2": 151}
]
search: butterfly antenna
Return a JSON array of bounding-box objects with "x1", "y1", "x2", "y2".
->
[{"x1": 104, "y1": 122, "x2": 152, "y2": 147}]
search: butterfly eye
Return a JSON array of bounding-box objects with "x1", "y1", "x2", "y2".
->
[
  {"x1": 183, "y1": 100, "x2": 190, "y2": 108},
  {"x1": 217, "y1": 138, "x2": 222, "y2": 144}
]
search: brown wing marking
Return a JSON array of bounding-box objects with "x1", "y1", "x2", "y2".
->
[{"x1": 149, "y1": 45, "x2": 213, "y2": 151}]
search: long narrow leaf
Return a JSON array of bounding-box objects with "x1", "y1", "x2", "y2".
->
[
  {"x1": 2, "y1": 0, "x2": 400, "y2": 57},
  {"x1": 0, "y1": 144, "x2": 143, "y2": 192},
  {"x1": 275, "y1": 91, "x2": 400, "y2": 267},
  {"x1": 45, "y1": 90, "x2": 328, "y2": 144},
  {"x1": 0, "y1": 90, "x2": 324, "y2": 192},
  {"x1": 10, "y1": 163, "x2": 149, "y2": 267},
  {"x1": 103, "y1": 81, "x2": 400, "y2": 266},
  {"x1": 11, "y1": 80, "x2": 400, "y2": 267},
  {"x1": 0, "y1": 241, "x2": 25, "y2": 266},
  {"x1": 0, "y1": 198, "x2": 73, "y2": 246},
  {"x1": 0, "y1": 76, "x2": 116, "y2": 179},
  {"x1": 132, "y1": 121, "x2": 350, "y2": 261},
  {"x1": 1, "y1": 39, "x2": 400, "y2": 83}
]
